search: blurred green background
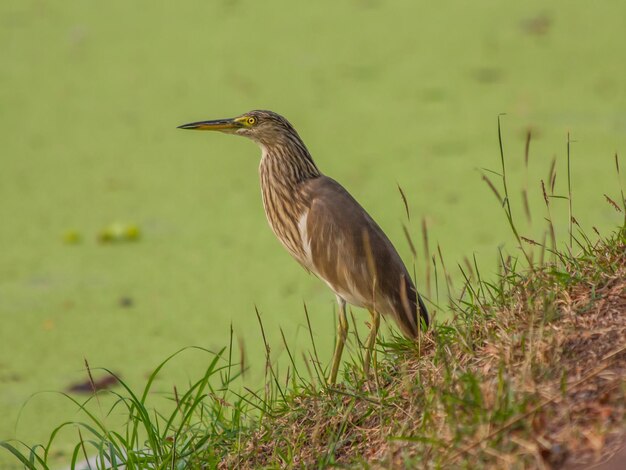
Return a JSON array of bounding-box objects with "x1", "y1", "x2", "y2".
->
[{"x1": 1, "y1": 0, "x2": 625, "y2": 466}]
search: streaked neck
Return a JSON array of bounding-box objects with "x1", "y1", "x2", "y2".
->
[{"x1": 258, "y1": 136, "x2": 321, "y2": 183}]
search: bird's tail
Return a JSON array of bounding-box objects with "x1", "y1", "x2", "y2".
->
[
  {"x1": 401, "y1": 293, "x2": 429, "y2": 339},
  {"x1": 395, "y1": 276, "x2": 429, "y2": 339}
]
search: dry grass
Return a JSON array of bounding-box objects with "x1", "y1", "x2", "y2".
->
[{"x1": 223, "y1": 228, "x2": 626, "y2": 469}]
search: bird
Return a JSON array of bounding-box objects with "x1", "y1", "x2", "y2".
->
[{"x1": 178, "y1": 110, "x2": 429, "y2": 384}]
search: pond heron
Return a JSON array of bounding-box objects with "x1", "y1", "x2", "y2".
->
[{"x1": 178, "y1": 110, "x2": 429, "y2": 384}]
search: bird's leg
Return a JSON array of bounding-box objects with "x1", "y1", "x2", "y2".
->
[
  {"x1": 363, "y1": 310, "x2": 380, "y2": 379},
  {"x1": 329, "y1": 297, "x2": 348, "y2": 385}
]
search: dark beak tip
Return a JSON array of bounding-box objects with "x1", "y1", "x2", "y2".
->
[{"x1": 177, "y1": 118, "x2": 237, "y2": 131}]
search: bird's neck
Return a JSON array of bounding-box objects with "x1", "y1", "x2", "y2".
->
[
  {"x1": 257, "y1": 139, "x2": 320, "y2": 263},
  {"x1": 258, "y1": 139, "x2": 321, "y2": 187}
]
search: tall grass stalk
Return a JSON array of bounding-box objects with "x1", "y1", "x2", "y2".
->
[
  {"x1": 567, "y1": 133, "x2": 574, "y2": 248},
  {"x1": 496, "y1": 114, "x2": 534, "y2": 268}
]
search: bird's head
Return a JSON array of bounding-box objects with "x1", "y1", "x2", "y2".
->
[{"x1": 178, "y1": 110, "x2": 300, "y2": 147}]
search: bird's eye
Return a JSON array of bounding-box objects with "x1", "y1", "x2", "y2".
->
[{"x1": 247, "y1": 117, "x2": 256, "y2": 126}]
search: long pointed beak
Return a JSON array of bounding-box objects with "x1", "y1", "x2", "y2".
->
[{"x1": 177, "y1": 118, "x2": 240, "y2": 131}]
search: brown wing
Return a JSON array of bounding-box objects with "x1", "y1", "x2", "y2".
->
[{"x1": 301, "y1": 176, "x2": 428, "y2": 338}]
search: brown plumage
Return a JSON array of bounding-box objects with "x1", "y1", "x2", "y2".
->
[{"x1": 179, "y1": 110, "x2": 428, "y2": 383}]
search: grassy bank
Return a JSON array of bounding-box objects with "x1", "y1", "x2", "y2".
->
[
  {"x1": 220, "y1": 225, "x2": 626, "y2": 468},
  {"x1": 212, "y1": 135, "x2": 626, "y2": 467}
]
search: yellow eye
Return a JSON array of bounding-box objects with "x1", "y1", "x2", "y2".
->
[{"x1": 247, "y1": 116, "x2": 256, "y2": 125}]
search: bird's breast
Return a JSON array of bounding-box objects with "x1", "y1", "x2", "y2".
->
[{"x1": 258, "y1": 168, "x2": 311, "y2": 268}]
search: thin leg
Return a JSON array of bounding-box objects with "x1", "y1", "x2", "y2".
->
[
  {"x1": 363, "y1": 310, "x2": 380, "y2": 378},
  {"x1": 329, "y1": 297, "x2": 348, "y2": 385}
]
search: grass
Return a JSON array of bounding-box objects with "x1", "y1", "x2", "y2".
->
[{"x1": 3, "y1": 124, "x2": 626, "y2": 468}]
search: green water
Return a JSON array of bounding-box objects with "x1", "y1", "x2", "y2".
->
[{"x1": 1, "y1": 0, "x2": 625, "y2": 466}]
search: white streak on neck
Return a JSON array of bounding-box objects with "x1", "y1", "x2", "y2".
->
[{"x1": 298, "y1": 211, "x2": 313, "y2": 269}]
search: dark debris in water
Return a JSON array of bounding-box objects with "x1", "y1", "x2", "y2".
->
[
  {"x1": 520, "y1": 12, "x2": 553, "y2": 36},
  {"x1": 67, "y1": 373, "x2": 120, "y2": 394},
  {"x1": 119, "y1": 296, "x2": 134, "y2": 308}
]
